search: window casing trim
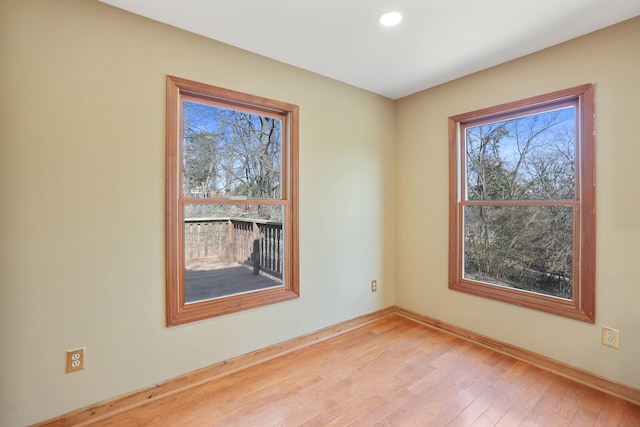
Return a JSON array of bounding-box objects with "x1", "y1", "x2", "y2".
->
[
  {"x1": 166, "y1": 75, "x2": 299, "y2": 326},
  {"x1": 448, "y1": 84, "x2": 595, "y2": 322}
]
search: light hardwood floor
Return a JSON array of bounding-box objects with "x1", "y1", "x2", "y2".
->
[{"x1": 94, "y1": 315, "x2": 639, "y2": 426}]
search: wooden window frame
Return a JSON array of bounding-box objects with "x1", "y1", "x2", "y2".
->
[
  {"x1": 448, "y1": 84, "x2": 595, "y2": 322},
  {"x1": 166, "y1": 75, "x2": 299, "y2": 326}
]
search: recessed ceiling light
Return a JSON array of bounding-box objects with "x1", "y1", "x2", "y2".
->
[{"x1": 379, "y1": 11, "x2": 403, "y2": 27}]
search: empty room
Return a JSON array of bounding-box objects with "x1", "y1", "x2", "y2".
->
[{"x1": 1, "y1": 0, "x2": 640, "y2": 425}]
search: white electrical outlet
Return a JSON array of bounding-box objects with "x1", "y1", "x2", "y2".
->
[{"x1": 601, "y1": 327, "x2": 619, "y2": 349}]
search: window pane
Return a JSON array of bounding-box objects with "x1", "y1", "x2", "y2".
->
[
  {"x1": 465, "y1": 107, "x2": 575, "y2": 201},
  {"x1": 184, "y1": 204, "x2": 285, "y2": 303},
  {"x1": 182, "y1": 100, "x2": 283, "y2": 199},
  {"x1": 463, "y1": 205, "x2": 573, "y2": 299}
]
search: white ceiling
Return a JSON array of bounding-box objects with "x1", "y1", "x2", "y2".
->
[{"x1": 98, "y1": 0, "x2": 640, "y2": 99}]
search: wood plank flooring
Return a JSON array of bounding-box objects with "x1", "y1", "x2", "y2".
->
[{"x1": 94, "y1": 315, "x2": 640, "y2": 426}]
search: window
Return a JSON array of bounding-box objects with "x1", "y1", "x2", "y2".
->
[
  {"x1": 449, "y1": 84, "x2": 595, "y2": 322},
  {"x1": 166, "y1": 76, "x2": 299, "y2": 326}
]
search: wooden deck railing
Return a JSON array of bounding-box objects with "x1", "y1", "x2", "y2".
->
[{"x1": 184, "y1": 217, "x2": 283, "y2": 279}]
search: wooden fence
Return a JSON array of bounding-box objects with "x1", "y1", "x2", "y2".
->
[{"x1": 184, "y1": 218, "x2": 283, "y2": 279}]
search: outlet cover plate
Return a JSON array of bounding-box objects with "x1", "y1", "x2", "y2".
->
[
  {"x1": 601, "y1": 327, "x2": 619, "y2": 349},
  {"x1": 66, "y1": 348, "x2": 85, "y2": 373}
]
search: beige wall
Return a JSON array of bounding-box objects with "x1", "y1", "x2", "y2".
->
[
  {"x1": 0, "y1": 0, "x2": 396, "y2": 425},
  {"x1": 396, "y1": 16, "x2": 640, "y2": 391},
  {"x1": 2, "y1": 0, "x2": 638, "y2": 425}
]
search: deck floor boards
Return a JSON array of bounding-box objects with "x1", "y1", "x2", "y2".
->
[{"x1": 184, "y1": 264, "x2": 281, "y2": 302}]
